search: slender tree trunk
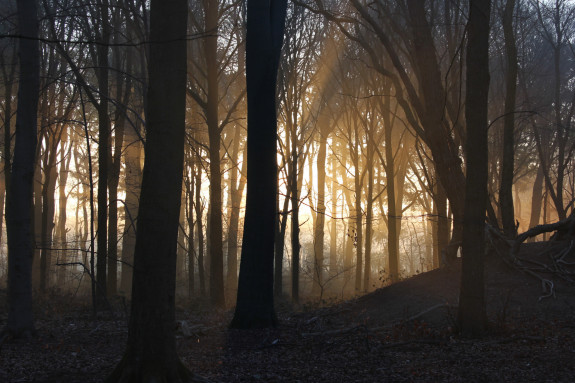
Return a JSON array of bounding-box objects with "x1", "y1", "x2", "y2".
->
[
  {"x1": 363, "y1": 144, "x2": 374, "y2": 291},
  {"x1": 500, "y1": 0, "x2": 518, "y2": 238},
  {"x1": 4, "y1": 0, "x2": 39, "y2": 338},
  {"x1": 313, "y1": 129, "x2": 327, "y2": 295},
  {"x1": 96, "y1": 0, "x2": 111, "y2": 306},
  {"x1": 329, "y1": 151, "x2": 338, "y2": 278},
  {"x1": 459, "y1": 0, "x2": 491, "y2": 337},
  {"x1": 274, "y1": 186, "x2": 290, "y2": 298},
  {"x1": 353, "y1": 138, "x2": 363, "y2": 292},
  {"x1": 119, "y1": 124, "x2": 142, "y2": 296},
  {"x1": 226, "y1": 129, "x2": 243, "y2": 294},
  {"x1": 204, "y1": 0, "x2": 225, "y2": 308},
  {"x1": 40, "y1": 158, "x2": 57, "y2": 292},
  {"x1": 195, "y1": 162, "x2": 206, "y2": 296},
  {"x1": 186, "y1": 168, "x2": 195, "y2": 298},
  {"x1": 528, "y1": 165, "x2": 544, "y2": 231},
  {"x1": 290, "y1": 150, "x2": 300, "y2": 303},
  {"x1": 32, "y1": 157, "x2": 42, "y2": 288},
  {"x1": 435, "y1": 181, "x2": 450, "y2": 264},
  {"x1": 56, "y1": 131, "x2": 71, "y2": 286},
  {"x1": 383, "y1": 95, "x2": 399, "y2": 282}
]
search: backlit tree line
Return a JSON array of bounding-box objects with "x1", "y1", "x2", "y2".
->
[{"x1": 1, "y1": 0, "x2": 574, "y2": 332}]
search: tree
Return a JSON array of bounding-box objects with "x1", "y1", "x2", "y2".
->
[
  {"x1": 106, "y1": 0, "x2": 201, "y2": 380},
  {"x1": 458, "y1": 0, "x2": 491, "y2": 337},
  {"x1": 4, "y1": 0, "x2": 39, "y2": 338},
  {"x1": 500, "y1": 0, "x2": 518, "y2": 237},
  {"x1": 230, "y1": 0, "x2": 288, "y2": 329}
]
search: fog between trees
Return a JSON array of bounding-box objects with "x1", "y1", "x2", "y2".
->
[{"x1": 1, "y1": 0, "x2": 574, "y2": 316}]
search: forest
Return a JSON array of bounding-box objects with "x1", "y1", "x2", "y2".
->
[{"x1": 1, "y1": 0, "x2": 575, "y2": 381}]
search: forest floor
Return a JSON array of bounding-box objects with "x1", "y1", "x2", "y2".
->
[{"x1": 1, "y1": 240, "x2": 575, "y2": 382}]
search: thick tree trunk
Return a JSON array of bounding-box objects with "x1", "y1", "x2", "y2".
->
[
  {"x1": 4, "y1": 0, "x2": 39, "y2": 338},
  {"x1": 105, "y1": 0, "x2": 198, "y2": 379},
  {"x1": 230, "y1": 0, "x2": 288, "y2": 329},
  {"x1": 500, "y1": 0, "x2": 518, "y2": 238},
  {"x1": 458, "y1": 0, "x2": 491, "y2": 337}
]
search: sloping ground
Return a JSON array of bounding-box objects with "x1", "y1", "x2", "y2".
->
[
  {"x1": 1, "y1": 240, "x2": 575, "y2": 382},
  {"x1": 342, "y1": 240, "x2": 575, "y2": 329}
]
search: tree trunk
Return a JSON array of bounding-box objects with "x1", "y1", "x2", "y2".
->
[
  {"x1": 383, "y1": 93, "x2": 399, "y2": 283},
  {"x1": 226, "y1": 128, "x2": 245, "y2": 295},
  {"x1": 274, "y1": 186, "x2": 290, "y2": 298},
  {"x1": 363, "y1": 145, "x2": 374, "y2": 292},
  {"x1": 119, "y1": 124, "x2": 142, "y2": 296},
  {"x1": 528, "y1": 164, "x2": 544, "y2": 231},
  {"x1": 105, "y1": 0, "x2": 197, "y2": 379},
  {"x1": 406, "y1": 0, "x2": 467, "y2": 258},
  {"x1": 204, "y1": 0, "x2": 225, "y2": 308},
  {"x1": 313, "y1": 129, "x2": 327, "y2": 295},
  {"x1": 353, "y1": 137, "x2": 363, "y2": 292},
  {"x1": 230, "y1": 0, "x2": 288, "y2": 329},
  {"x1": 96, "y1": 0, "x2": 111, "y2": 306},
  {"x1": 4, "y1": 0, "x2": 39, "y2": 338},
  {"x1": 195, "y1": 162, "x2": 206, "y2": 296},
  {"x1": 329, "y1": 150, "x2": 338, "y2": 278},
  {"x1": 0, "y1": 64, "x2": 15, "y2": 252},
  {"x1": 40, "y1": 156, "x2": 57, "y2": 292},
  {"x1": 290, "y1": 149, "x2": 300, "y2": 303},
  {"x1": 186, "y1": 166, "x2": 195, "y2": 298},
  {"x1": 458, "y1": 0, "x2": 491, "y2": 337},
  {"x1": 56, "y1": 131, "x2": 71, "y2": 286},
  {"x1": 500, "y1": 0, "x2": 518, "y2": 238}
]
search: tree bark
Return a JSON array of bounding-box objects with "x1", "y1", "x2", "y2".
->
[
  {"x1": 105, "y1": 0, "x2": 198, "y2": 380},
  {"x1": 226, "y1": 128, "x2": 245, "y2": 295},
  {"x1": 500, "y1": 0, "x2": 518, "y2": 238},
  {"x1": 290, "y1": 149, "x2": 301, "y2": 303},
  {"x1": 458, "y1": 0, "x2": 491, "y2": 337},
  {"x1": 204, "y1": 0, "x2": 225, "y2": 308},
  {"x1": 96, "y1": 0, "x2": 111, "y2": 306},
  {"x1": 528, "y1": 164, "x2": 544, "y2": 232},
  {"x1": 119, "y1": 123, "x2": 142, "y2": 296},
  {"x1": 4, "y1": 0, "x2": 39, "y2": 338},
  {"x1": 230, "y1": 0, "x2": 288, "y2": 329},
  {"x1": 313, "y1": 128, "x2": 327, "y2": 295},
  {"x1": 194, "y1": 160, "x2": 206, "y2": 296}
]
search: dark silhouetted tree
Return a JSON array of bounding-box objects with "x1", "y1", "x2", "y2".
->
[
  {"x1": 458, "y1": 0, "x2": 491, "y2": 337},
  {"x1": 4, "y1": 0, "x2": 40, "y2": 339},
  {"x1": 106, "y1": 0, "x2": 205, "y2": 380},
  {"x1": 230, "y1": 0, "x2": 288, "y2": 328}
]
